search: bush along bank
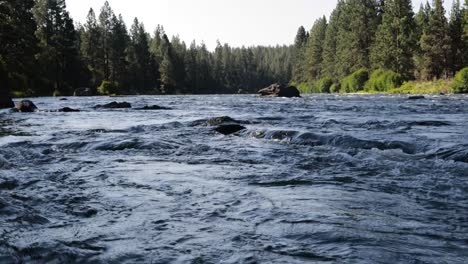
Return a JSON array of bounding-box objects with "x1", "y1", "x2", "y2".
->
[{"x1": 294, "y1": 67, "x2": 468, "y2": 95}]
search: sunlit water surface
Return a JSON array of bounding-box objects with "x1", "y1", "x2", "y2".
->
[{"x1": 0, "y1": 94, "x2": 467, "y2": 263}]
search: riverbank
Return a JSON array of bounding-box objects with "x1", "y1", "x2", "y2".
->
[{"x1": 297, "y1": 79, "x2": 455, "y2": 95}]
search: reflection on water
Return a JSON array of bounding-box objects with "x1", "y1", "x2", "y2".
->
[{"x1": 0, "y1": 94, "x2": 468, "y2": 263}]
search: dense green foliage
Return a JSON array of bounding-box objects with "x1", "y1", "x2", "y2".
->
[
  {"x1": 365, "y1": 70, "x2": 403, "y2": 92},
  {"x1": 293, "y1": 0, "x2": 468, "y2": 93},
  {"x1": 1, "y1": 0, "x2": 467, "y2": 96},
  {"x1": 0, "y1": 0, "x2": 292, "y2": 97},
  {"x1": 452, "y1": 67, "x2": 468, "y2": 92},
  {"x1": 341, "y1": 69, "x2": 369, "y2": 93}
]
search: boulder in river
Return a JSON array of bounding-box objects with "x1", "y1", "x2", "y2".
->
[
  {"x1": 94, "y1": 101, "x2": 131, "y2": 109},
  {"x1": 192, "y1": 116, "x2": 240, "y2": 126},
  {"x1": 215, "y1": 124, "x2": 246, "y2": 135},
  {"x1": 73, "y1": 87, "x2": 93, "y2": 97},
  {"x1": 258, "y1": 83, "x2": 301, "y2": 98},
  {"x1": 408, "y1": 95, "x2": 425, "y2": 100},
  {"x1": 135, "y1": 105, "x2": 171, "y2": 110},
  {"x1": 57, "y1": 107, "x2": 80, "y2": 112},
  {"x1": 0, "y1": 91, "x2": 14, "y2": 109},
  {"x1": 15, "y1": 100, "x2": 38, "y2": 112}
]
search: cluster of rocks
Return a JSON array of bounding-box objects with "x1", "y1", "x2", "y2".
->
[
  {"x1": 7, "y1": 100, "x2": 81, "y2": 113},
  {"x1": 258, "y1": 83, "x2": 301, "y2": 98},
  {"x1": 1, "y1": 98, "x2": 172, "y2": 113},
  {"x1": 93, "y1": 101, "x2": 171, "y2": 110}
]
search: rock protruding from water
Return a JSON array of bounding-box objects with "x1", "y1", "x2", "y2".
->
[
  {"x1": 192, "y1": 116, "x2": 247, "y2": 135},
  {"x1": 215, "y1": 124, "x2": 246, "y2": 135},
  {"x1": 94, "y1": 101, "x2": 132, "y2": 109},
  {"x1": 0, "y1": 91, "x2": 14, "y2": 109},
  {"x1": 193, "y1": 116, "x2": 239, "y2": 126},
  {"x1": 57, "y1": 107, "x2": 80, "y2": 112},
  {"x1": 408, "y1": 95, "x2": 425, "y2": 100},
  {"x1": 258, "y1": 83, "x2": 301, "y2": 98},
  {"x1": 15, "y1": 100, "x2": 38, "y2": 112},
  {"x1": 135, "y1": 105, "x2": 171, "y2": 110},
  {"x1": 74, "y1": 87, "x2": 93, "y2": 96}
]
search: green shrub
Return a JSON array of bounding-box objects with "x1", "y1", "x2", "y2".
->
[
  {"x1": 316, "y1": 77, "x2": 334, "y2": 93},
  {"x1": 387, "y1": 80, "x2": 453, "y2": 94},
  {"x1": 98, "y1": 81, "x2": 120, "y2": 95},
  {"x1": 341, "y1": 69, "x2": 369, "y2": 93},
  {"x1": 452, "y1": 67, "x2": 468, "y2": 93},
  {"x1": 330, "y1": 83, "x2": 341, "y2": 93},
  {"x1": 365, "y1": 69, "x2": 403, "y2": 92}
]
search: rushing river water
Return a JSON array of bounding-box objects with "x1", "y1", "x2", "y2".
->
[{"x1": 0, "y1": 94, "x2": 468, "y2": 263}]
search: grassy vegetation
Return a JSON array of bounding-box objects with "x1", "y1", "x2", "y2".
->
[
  {"x1": 386, "y1": 80, "x2": 453, "y2": 94},
  {"x1": 297, "y1": 79, "x2": 454, "y2": 95},
  {"x1": 295, "y1": 68, "x2": 467, "y2": 95}
]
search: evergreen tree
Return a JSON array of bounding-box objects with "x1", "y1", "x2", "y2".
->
[
  {"x1": 127, "y1": 18, "x2": 156, "y2": 93},
  {"x1": 464, "y1": 0, "x2": 468, "y2": 65},
  {"x1": 305, "y1": 17, "x2": 327, "y2": 82},
  {"x1": 110, "y1": 14, "x2": 130, "y2": 91},
  {"x1": 335, "y1": 0, "x2": 379, "y2": 79},
  {"x1": 98, "y1": 1, "x2": 114, "y2": 81},
  {"x1": 0, "y1": 0, "x2": 38, "y2": 96},
  {"x1": 370, "y1": 0, "x2": 417, "y2": 79},
  {"x1": 322, "y1": 0, "x2": 345, "y2": 79},
  {"x1": 419, "y1": 0, "x2": 451, "y2": 79},
  {"x1": 159, "y1": 34, "x2": 177, "y2": 93},
  {"x1": 448, "y1": 0, "x2": 465, "y2": 74},
  {"x1": 34, "y1": 0, "x2": 81, "y2": 95},
  {"x1": 291, "y1": 26, "x2": 309, "y2": 83},
  {"x1": 80, "y1": 8, "x2": 103, "y2": 89}
]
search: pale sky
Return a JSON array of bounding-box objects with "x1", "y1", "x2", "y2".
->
[{"x1": 67, "y1": 0, "x2": 455, "y2": 50}]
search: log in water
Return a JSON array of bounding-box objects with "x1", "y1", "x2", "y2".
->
[{"x1": 0, "y1": 94, "x2": 467, "y2": 263}]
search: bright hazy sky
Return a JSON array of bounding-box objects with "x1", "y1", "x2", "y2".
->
[{"x1": 67, "y1": 0, "x2": 455, "y2": 50}]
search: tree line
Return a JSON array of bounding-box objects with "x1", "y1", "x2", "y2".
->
[
  {"x1": 292, "y1": 0, "x2": 468, "y2": 93},
  {"x1": 0, "y1": 0, "x2": 292, "y2": 97}
]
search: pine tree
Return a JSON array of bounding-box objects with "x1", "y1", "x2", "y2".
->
[
  {"x1": 322, "y1": 0, "x2": 345, "y2": 79},
  {"x1": 0, "y1": 0, "x2": 38, "y2": 96},
  {"x1": 305, "y1": 17, "x2": 327, "y2": 82},
  {"x1": 110, "y1": 14, "x2": 130, "y2": 90},
  {"x1": 127, "y1": 18, "x2": 156, "y2": 93},
  {"x1": 370, "y1": 0, "x2": 417, "y2": 79},
  {"x1": 159, "y1": 34, "x2": 177, "y2": 93},
  {"x1": 80, "y1": 8, "x2": 103, "y2": 89},
  {"x1": 448, "y1": 0, "x2": 465, "y2": 74},
  {"x1": 419, "y1": 0, "x2": 451, "y2": 79},
  {"x1": 335, "y1": 0, "x2": 379, "y2": 79},
  {"x1": 462, "y1": 0, "x2": 468, "y2": 66},
  {"x1": 34, "y1": 0, "x2": 81, "y2": 95},
  {"x1": 98, "y1": 1, "x2": 114, "y2": 81},
  {"x1": 291, "y1": 26, "x2": 309, "y2": 83}
]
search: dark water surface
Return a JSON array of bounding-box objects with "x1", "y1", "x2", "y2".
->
[{"x1": 1, "y1": 94, "x2": 468, "y2": 263}]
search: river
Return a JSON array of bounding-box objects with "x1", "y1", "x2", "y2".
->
[{"x1": 0, "y1": 94, "x2": 467, "y2": 263}]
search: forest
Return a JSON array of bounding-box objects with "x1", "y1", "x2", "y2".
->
[
  {"x1": 292, "y1": 0, "x2": 468, "y2": 93},
  {"x1": 0, "y1": 0, "x2": 467, "y2": 97},
  {"x1": 0, "y1": 0, "x2": 292, "y2": 96}
]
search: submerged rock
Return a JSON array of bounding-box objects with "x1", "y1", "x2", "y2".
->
[
  {"x1": 215, "y1": 124, "x2": 246, "y2": 135},
  {"x1": 15, "y1": 100, "x2": 38, "y2": 112},
  {"x1": 135, "y1": 105, "x2": 171, "y2": 110},
  {"x1": 0, "y1": 91, "x2": 14, "y2": 109},
  {"x1": 74, "y1": 87, "x2": 93, "y2": 96},
  {"x1": 192, "y1": 116, "x2": 240, "y2": 126},
  {"x1": 408, "y1": 95, "x2": 425, "y2": 100},
  {"x1": 258, "y1": 83, "x2": 301, "y2": 98},
  {"x1": 94, "y1": 101, "x2": 132, "y2": 109},
  {"x1": 59, "y1": 98, "x2": 68, "y2": 101},
  {"x1": 57, "y1": 107, "x2": 80, "y2": 112}
]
